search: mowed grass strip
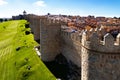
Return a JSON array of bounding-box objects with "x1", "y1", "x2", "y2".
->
[{"x1": 0, "y1": 20, "x2": 56, "y2": 80}]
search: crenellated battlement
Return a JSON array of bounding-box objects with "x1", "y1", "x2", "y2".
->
[
  {"x1": 41, "y1": 18, "x2": 61, "y2": 26},
  {"x1": 81, "y1": 29, "x2": 120, "y2": 80},
  {"x1": 61, "y1": 29, "x2": 81, "y2": 43},
  {"x1": 82, "y1": 29, "x2": 120, "y2": 53},
  {"x1": 61, "y1": 26, "x2": 120, "y2": 53}
]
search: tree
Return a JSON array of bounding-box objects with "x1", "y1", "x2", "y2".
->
[
  {"x1": 114, "y1": 16, "x2": 117, "y2": 19},
  {"x1": 47, "y1": 13, "x2": 50, "y2": 15},
  {"x1": 4, "y1": 18, "x2": 8, "y2": 21},
  {"x1": 0, "y1": 18, "x2": 3, "y2": 22}
]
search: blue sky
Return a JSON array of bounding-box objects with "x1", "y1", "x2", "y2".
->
[{"x1": 0, "y1": 0, "x2": 120, "y2": 18}]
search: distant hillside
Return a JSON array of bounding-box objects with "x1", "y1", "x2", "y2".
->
[{"x1": 0, "y1": 20, "x2": 56, "y2": 80}]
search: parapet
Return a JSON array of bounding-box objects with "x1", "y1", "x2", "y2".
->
[
  {"x1": 82, "y1": 28, "x2": 120, "y2": 53},
  {"x1": 61, "y1": 27, "x2": 82, "y2": 42},
  {"x1": 41, "y1": 18, "x2": 61, "y2": 26},
  {"x1": 61, "y1": 26, "x2": 120, "y2": 53}
]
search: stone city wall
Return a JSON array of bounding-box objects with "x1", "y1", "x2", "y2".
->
[{"x1": 61, "y1": 30, "x2": 81, "y2": 67}]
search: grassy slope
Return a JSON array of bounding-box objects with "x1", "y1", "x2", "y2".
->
[{"x1": 0, "y1": 20, "x2": 56, "y2": 80}]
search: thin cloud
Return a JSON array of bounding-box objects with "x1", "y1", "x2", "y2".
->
[
  {"x1": 33, "y1": 0, "x2": 46, "y2": 7},
  {"x1": 0, "y1": 0, "x2": 8, "y2": 6}
]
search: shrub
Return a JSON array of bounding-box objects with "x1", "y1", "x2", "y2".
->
[
  {"x1": 25, "y1": 31, "x2": 30, "y2": 35},
  {"x1": 25, "y1": 24, "x2": 29, "y2": 28},
  {"x1": 16, "y1": 47, "x2": 21, "y2": 51}
]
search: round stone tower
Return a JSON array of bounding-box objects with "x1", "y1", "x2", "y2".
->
[{"x1": 81, "y1": 29, "x2": 120, "y2": 80}]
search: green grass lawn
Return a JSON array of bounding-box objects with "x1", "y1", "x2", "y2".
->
[{"x1": 0, "y1": 20, "x2": 56, "y2": 80}]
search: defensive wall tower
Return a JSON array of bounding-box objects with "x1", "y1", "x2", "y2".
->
[
  {"x1": 81, "y1": 28, "x2": 120, "y2": 80},
  {"x1": 40, "y1": 18, "x2": 61, "y2": 61}
]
